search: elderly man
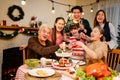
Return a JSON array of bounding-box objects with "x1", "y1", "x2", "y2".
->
[{"x1": 27, "y1": 24, "x2": 64, "y2": 59}]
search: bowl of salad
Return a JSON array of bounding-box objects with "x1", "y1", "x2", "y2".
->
[{"x1": 25, "y1": 59, "x2": 40, "y2": 68}]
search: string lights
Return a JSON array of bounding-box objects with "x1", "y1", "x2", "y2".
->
[
  {"x1": 48, "y1": 0, "x2": 99, "y2": 14},
  {"x1": 48, "y1": 0, "x2": 73, "y2": 14},
  {"x1": 91, "y1": 8, "x2": 93, "y2": 12},
  {"x1": 21, "y1": 0, "x2": 26, "y2": 5},
  {"x1": 67, "y1": 5, "x2": 72, "y2": 17},
  {"x1": 51, "y1": 0, "x2": 55, "y2": 13},
  {"x1": 90, "y1": 4, "x2": 93, "y2": 13}
]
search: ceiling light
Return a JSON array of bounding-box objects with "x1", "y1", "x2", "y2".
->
[
  {"x1": 91, "y1": 8, "x2": 93, "y2": 12},
  {"x1": 21, "y1": 0, "x2": 26, "y2": 5},
  {"x1": 52, "y1": 7, "x2": 55, "y2": 13}
]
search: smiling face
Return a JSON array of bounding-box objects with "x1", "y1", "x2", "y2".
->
[
  {"x1": 70, "y1": 28, "x2": 79, "y2": 36},
  {"x1": 90, "y1": 27, "x2": 103, "y2": 41},
  {"x1": 55, "y1": 19, "x2": 65, "y2": 32},
  {"x1": 96, "y1": 11, "x2": 105, "y2": 24},
  {"x1": 38, "y1": 25, "x2": 51, "y2": 42},
  {"x1": 72, "y1": 9, "x2": 82, "y2": 21}
]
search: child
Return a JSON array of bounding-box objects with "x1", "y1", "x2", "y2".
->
[{"x1": 67, "y1": 23, "x2": 86, "y2": 60}]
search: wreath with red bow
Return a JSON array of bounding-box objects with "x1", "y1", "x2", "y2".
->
[{"x1": 7, "y1": 5, "x2": 24, "y2": 21}]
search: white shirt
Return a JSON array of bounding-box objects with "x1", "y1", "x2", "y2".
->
[{"x1": 101, "y1": 22, "x2": 118, "y2": 49}]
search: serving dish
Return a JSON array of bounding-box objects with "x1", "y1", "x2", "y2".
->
[{"x1": 28, "y1": 68, "x2": 55, "y2": 77}]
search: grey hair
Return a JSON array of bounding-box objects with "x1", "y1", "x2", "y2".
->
[{"x1": 38, "y1": 24, "x2": 51, "y2": 32}]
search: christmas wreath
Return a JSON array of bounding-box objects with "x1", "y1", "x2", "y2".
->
[{"x1": 7, "y1": 5, "x2": 24, "y2": 21}]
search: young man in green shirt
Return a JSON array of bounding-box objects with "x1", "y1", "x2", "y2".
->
[{"x1": 65, "y1": 6, "x2": 92, "y2": 36}]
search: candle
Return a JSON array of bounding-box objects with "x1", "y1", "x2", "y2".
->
[{"x1": 3, "y1": 20, "x2": 6, "y2": 26}]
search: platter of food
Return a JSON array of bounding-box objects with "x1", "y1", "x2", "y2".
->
[
  {"x1": 55, "y1": 48, "x2": 72, "y2": 57},
  {"x1": 76, "y1": 62, "x2": 119, "y2": 80},
  {"x1": 28, "y1": 68, "x2": 55, "y2": 77},
  {"x1": 52, "y1": 58, "x2": 75, "y2": 70}
]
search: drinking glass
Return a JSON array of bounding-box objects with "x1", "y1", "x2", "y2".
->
[{"x1": 40, "y1": 57, "x2": 46, "y2": 68}]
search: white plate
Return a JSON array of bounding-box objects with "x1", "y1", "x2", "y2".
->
[
  {"x1": 71, "y1": 59, "x2": 80, "y2": 64},
  {"x1": 78, "y1": 61, "x2": 86, "y2": 65},
  {"x1": 52, "y1": 62, "x2": 75, "y2": 70},
  {"x1": 55, "y1": 51, "x2": 72, "y2": 57},
  {"x1": 28, "y1": 68, "x2": 55, "y2": 77}
]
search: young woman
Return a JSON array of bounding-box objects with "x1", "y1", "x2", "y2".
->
[
  {"x1": 49, "y1": 17, "x2": 66, "y2": 45},
  {"x1": 94, "y1": 9, "x2": 118, "y2": 49},
  {"x1": 76, "y1": 26, "x2": 108, "y2": 64}
]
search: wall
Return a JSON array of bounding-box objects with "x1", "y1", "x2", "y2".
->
[
  {"x1": 0, "y1": 0, "x2": 77, "y2": 79},
  {"x1": 76, "y1": 0, "x2": 98, "y2": 28},
  {"x1": 0, "y1": 0, "x2": 98, "y2": 27},
  {"x1": 0, "y1": 0, "x2": 97, "y2": 79},
  {"x1": 0, "y1": 0, "x2": 76, "y2": 27}
]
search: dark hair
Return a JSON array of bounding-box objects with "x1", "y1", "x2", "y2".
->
[
  {"x1": 52, "y1": 17, "x2": 65, "y2": 45},
  {"x1": 93, "y1": 26, "x2": 104, "y2": 41},
  {"x1": 94, "y1": 10, "x2": 107, "y2": 27},
  {"x1": 71, "y1": 6, "x2": 83, "y2": 12},
  {"x1": 69, "y1": 23, "x2": 79, "y2": 30}
]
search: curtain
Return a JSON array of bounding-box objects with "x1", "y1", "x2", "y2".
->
[{"x1": 98, "y1": 0, "x2": 120, "y2": 34}]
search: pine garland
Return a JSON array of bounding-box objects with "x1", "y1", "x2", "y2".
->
[
  {"x1": 0, "y1": 29, "x2": 38, "y2": 39},
  {"x1": 0, "y1": 30, "x2": 19, "y2": 39},
  {"x1": 23, "y1": 30, "x2": 38, "y2": 36}
]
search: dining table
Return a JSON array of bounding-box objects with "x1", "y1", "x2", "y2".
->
[
  {"x1": 14, "y1": 59, "x2": 80, "y2": 80},
  {"x1": 14, "y1": 58, "x2": 120, "y2": 80}
]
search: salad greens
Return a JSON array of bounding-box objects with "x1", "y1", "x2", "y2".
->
[
  {"x1": 76, "y1": 68, "x2": 95, "y2": 80},
  {"x1": 102, "y1": 68, "x2": 118, "y2": 80},
  {"x1": 68, "y1": 58, "x2": 73, "y2": 63},
  {"x1": 76, "y1": 67, "x2": 118, "y2": 80},
  {"x1": 57, "y1": 49, "x2": 62, "y2": 53},
  {"x1": 25, "y1": 59, "x2": 40, "y2": 68},
  {"x1": 57, "y1": 48, "x2": 71, "y2": 53}
]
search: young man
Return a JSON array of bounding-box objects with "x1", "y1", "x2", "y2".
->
[{"x1": 65, "y1": 6, "x2": 92, "y2": 36}]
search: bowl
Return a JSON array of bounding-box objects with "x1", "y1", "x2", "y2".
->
[{"x1": 25, "y1": 59, "x2": 40, "y2": 68}]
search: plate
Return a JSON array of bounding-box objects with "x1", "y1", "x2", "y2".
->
[
  {"x1": 78, "y1": 61, "x2": 86, "y2": 66},
  {"x1": 52, "y1": 61, "x2": 75, "y2": 70},
  {"x1": 55, "y1": 51, "x2": 72, "y2": 57},
  {"x1": 28, "y1": 68, "x2": 55, "y2": 77}
]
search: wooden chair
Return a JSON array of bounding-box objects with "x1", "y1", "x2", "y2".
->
[
  {"x1": 22, "y1": 47, "x2": 28, "y2": 63},
  {"x1": 107, "y1": 49, "x2": 120, "y2": 71},
  {"x1": 22, "y1": 49, "x2": 26, "y2": 64}
]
